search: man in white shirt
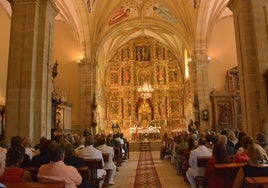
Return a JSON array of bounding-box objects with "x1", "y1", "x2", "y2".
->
[
  {"x1": 77, "y1": 135, "x2": 106, "y2": 188},
  {"x1": 186, "y1": 136, "x2": 212, "y2": 188},
  {"x1": 96, "y1": 136, "x2": 117, "y2": 185}
]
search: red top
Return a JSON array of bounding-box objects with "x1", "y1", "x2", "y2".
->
[{"x1": 0, "y1": 167, "x2": 24, "y2": 183}]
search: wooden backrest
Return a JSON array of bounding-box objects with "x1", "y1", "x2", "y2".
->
[
  {"x1": 84, "y1": 158, "x2": 103, "y2": 169},
  {"x1": 76, "y1": 166, "x2": 89, "y2": 180},
  {"x1": 197, "y1": 156, "x2": 213, "y2": 167},
  {"x1": 102, "y1": 153, "x2": 109, "y2": 162},
  {"x1": 3, "y1": 182, "x2": 65, "y2": 188},
  {"x1": 24, "y1": 167, "x2": 39, "y2": 182},
  {"x1": 214, "y1": 162, "x2": 247, "y2": 169}
]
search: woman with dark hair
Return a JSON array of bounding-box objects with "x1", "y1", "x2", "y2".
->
[
  {"x1": 206, "y1": 142, "x2": 229, "y2": 188},
  {"x1": 64, "y1": 143, "x2": 86, "y2": 168},
  {"x1": 10, "y1": 136, "x2": 31, "y2": 167},
  {"x1": 0, "y1": 146, "x2": 31, "y2": 183},
  {"x1": 233, "y1": 136, "x2": 251, "y2": 163},
  {"x1": 31, "y1": 139, "x2": 53, "y2": 167},
  {"x1": 235, "y1": 131, "x2": 246, "y2": 150}
]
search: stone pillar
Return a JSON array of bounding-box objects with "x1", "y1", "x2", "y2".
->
[
  {"x1": 195, "y1": 58, "x2": 210, "y2": 132},
  {"x1": 228, "y1": 0, "x2": 268, "y2": 136},
  {"x1": 188, "y1": 42, "x2": 210, "y2": 132},
  {"x1": 79, "y1": 62, "x2": 94, "y2": 132},
  {"x1": 5, "y1": 0, "x2": 58, "y2": 144}
]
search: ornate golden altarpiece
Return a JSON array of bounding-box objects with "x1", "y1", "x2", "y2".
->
[{"x1": 104, "y1": 37, "x2": 187, "y2": 138}]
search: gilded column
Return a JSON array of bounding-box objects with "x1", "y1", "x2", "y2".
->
[{"x1": 228, "y1": 0, "x2": 268, "y2": 136}]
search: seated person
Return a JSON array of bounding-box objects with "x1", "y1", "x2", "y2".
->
[
  {"x1": 38, "y1": 143, "x2": 82, "y2": 187},
  {"x1": 206, "y1": 142, "x2": 229, "y2": 188},
  {"x1": 96, "y1": 135, "x2": 117, "y2": 185},
  {"x1": 244, "y1": 136, "x2": 268, "y2": 177},
  {"x1": 0, "y1": 145, "x2": 31, "y2": 183},
  {"x1": 31, "y1": 139, "x2": 53, "y2": 167},
  {"x1": 186, "y1": 137, "x2": 212, "y2": 188},
  {"x1": 77, "y1": 135, "x2": 106, "y2": 188},
  {"x1": 10, "y1": 136, "x2": 31, "y2": 167},
  {"x1": 256, "y1": 132, "x2": 268, "y2": 154},
  {"x1": 64, "y1": 143, "x2": 86, "y2": 168},
  {"x1": 0, "y1": 139, "x2": 8, "y2": 176},
  {"x1": 233, "y1": 136, "x2": 250, "y2": 163},
  {"x1": 22, "y1": 137, "x2": 34, "y2": 160}
]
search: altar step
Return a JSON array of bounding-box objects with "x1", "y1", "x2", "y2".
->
[{"x1": 129, "y1": 140, "x2": 162, "y2": 152}]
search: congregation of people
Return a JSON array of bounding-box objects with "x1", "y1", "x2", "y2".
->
[
  {"x1": 160, "y1": 128, "x2": 268, "y2": 188},
  {"x1": 0, "y1": 131, "x2": 129, "y2": 188}
]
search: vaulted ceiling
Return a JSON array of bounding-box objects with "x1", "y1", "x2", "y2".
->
[{"x1": 0, "y1": 0, "x2": 232, "y2": 61}]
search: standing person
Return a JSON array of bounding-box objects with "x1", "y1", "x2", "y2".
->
[
  {"x1": 38, "y1": 143, "x2": 82, "y2": 188},
  {"x1": 186, "y1": 137, "x2": 212, "y2": 188}
]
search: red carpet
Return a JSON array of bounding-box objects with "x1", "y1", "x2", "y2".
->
[{"x1": 134, "y1": 151, "x2": 162, "y2": 188}]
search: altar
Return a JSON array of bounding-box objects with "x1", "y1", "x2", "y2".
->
[{"x1": 129, "y1": 126, "x2": 161, "y2": 140}]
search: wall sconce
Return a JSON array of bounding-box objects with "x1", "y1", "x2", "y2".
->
[
  {"x1": 207, "y1": 56, "x2": 211, "y2": 61},
  {"x1": 187, "y1": 58, "x2": 192, "y2": 62}
]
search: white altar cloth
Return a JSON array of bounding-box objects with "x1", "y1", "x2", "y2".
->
[{"x1": 129, "y1": 127, "x2": 161, "y2": 134}]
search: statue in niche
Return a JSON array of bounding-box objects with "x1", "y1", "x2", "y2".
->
[
  {"x1": 110, "y1": 72, "x2": 119, "y2": 85},
  {"x1": 110, "y1": 102, "x2": 119, "y2": 114},
  {"x1": 124, "y1": 67, "x2": 130, "y2": 83},
  {"x1": 136, "y1": 47, "x2": 142, "y2": 61},
  {"x1": 52, "y1": 61, "x2": 58, "y2": 79},
  {"x1": 169, "y1": 69, "x2": 178, "y2": 82},
  {"x1": 158, "y1": 101, "x2": 164, "y2": 117},
  {"x1": 127, "y1": 102, "x2": 131, "y2": 116},
  {"x1": 136, "y1": 46, "x2": 150, "y2": 61},
  {"x1": 157, "y1": 66, "x2": 164, "y2": 83},
  {"x1": 157, "y1": 47, "x2": 162, "y2": 60}
]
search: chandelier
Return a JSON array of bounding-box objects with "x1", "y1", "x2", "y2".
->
[{"x1": 138, "y1": 82, "x2": 154, "y2": 99}]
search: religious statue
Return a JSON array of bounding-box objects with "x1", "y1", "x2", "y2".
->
[
  {"x1": 158, "y1": 101, "x2": 164, "y2": 116},
  {"x1": 52, "y1": 61, "x2": 58, "y2": 79},
  {"x1": 124, "y1": 67, "x2": 130, "y2": 83},
  {"x1": 157, "y1": 66, "x2": 164, "y2": 82}
]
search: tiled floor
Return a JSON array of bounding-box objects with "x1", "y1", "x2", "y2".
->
[{"x1": 113, "y1": 151, "x2": 191, "y2": 188}]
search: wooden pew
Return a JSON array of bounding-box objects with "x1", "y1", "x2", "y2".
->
[
  {"x1": 102, "y1": 153, "x2": 111, "y2": 186},
  {"x1": 245, "y1": 177, "x2": 268, "y2": 188},
  {"x1": 84, "y1": 158, "x2": 104, "y2": 187},
  {"x1": 3, "y1": 182, "x2": 65, "y2": 188},
  {"x1": 24, "y1": 167, "x2": 39, "y2": 182},
  {"x1": 194, "y1": 156, "x2": 214, "y2": 188},
  {"x1": 77, "y1": 166, "x2": 89, "y2": 181},
  {"x1": 214, "y1": 162, "x2": 247, "y2": 187}
]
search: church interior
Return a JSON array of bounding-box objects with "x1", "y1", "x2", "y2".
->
[
  {"x1": 0, "y1": 0, "x2": 268, "y2": 187},
  {"x1": 1, "y1": 0, "x2": 267, "y2": 143}
]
